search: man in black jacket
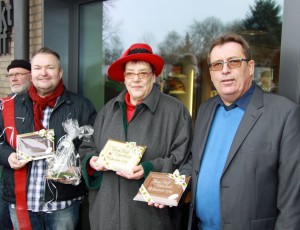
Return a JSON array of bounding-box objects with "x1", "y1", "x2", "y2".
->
[
  {"x1": 0, "y1": 47, "x2": 96, "y2": 230},
  {"x1": 0, "y1": 59, "x2": 32, "y2": 230}
]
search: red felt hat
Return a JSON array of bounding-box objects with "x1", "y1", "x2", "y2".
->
[{"x1": 107, "y1": 43, "x2": 164, "y2": 82}]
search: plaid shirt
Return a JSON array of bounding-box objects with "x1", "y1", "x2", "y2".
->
[{"x1": 12, "y1": 103, "x2": 82, "y2": 212}]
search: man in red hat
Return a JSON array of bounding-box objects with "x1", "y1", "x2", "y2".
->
[{"x1": 80, "y1": 43, "x2": 192, "y2": 230}]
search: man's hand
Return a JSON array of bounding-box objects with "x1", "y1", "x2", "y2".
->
[{"x1": 8, "y1": 152, "x2": 28, "y2": 170}]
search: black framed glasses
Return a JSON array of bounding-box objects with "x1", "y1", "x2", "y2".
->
[
  {"x1": 209, "y1": 58, "x2": 249, "y2": 71},
  {"x1": 124, "y1": 71, "x2": 153, "y2": 79},
  {"x1": 7, "y1": 72, "x2": 31, "y2": 78}
]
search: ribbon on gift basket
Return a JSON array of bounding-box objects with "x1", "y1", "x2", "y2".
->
[
  {"x1": 168, "y1": 169, "x2": 187, "y2": 190},
  {"x1": 62, "y1": 119, "x2": 94, "y2": 140}
]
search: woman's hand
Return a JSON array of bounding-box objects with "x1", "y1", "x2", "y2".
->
[
  {"x1": 148, "y1": 202, "x2": 168, "y2": 209},
  {"x1": 89, "y1": 156, "x2": 108, "y2": 171},
  {"x1": 116, "y1": 165, "x2": 144, "y2": 180}
]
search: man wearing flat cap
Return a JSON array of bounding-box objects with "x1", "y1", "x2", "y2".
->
[
  {"x1": 7, "y1": 59, "x2": 32, "y2": 94},
  {"x1": 0, "y1": 59, "x2": 32, "y2": 229},
  {"x1": 79, "y1": 43, "x2": 192, "y2": 230}
]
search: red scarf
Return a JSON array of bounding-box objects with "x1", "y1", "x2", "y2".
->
[
  {"x1": 125, "y1": 93, "x2": 136, "y2": 122},
  {"x1": 2, "y1": 97, "x2": 31, "y2": 230},
  {"x1": 28, "y1": 79, "x2": 64, "y2": 130}
]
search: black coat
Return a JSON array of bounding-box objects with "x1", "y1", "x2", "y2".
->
[{"x1": 0, "y1": 89, "x2": 96, "y2": 203}]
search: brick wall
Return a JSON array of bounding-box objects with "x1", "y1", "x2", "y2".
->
[{"x1": 0, "y1": 0, "x2": 42, "y2": 98}]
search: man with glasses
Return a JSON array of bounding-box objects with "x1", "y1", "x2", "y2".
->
[
  {"x1": 181, "y1": 33, "x2": 300, "y2": 230},
  {"x1": 6, "y1": 59, "x2": 32, "y2": 94},
  {"x1": 0, "y1": 59, "x2": 31, "y2": 230},
  {"x1": 79, "y1": 43, "x2": 192, "y2": 230}
]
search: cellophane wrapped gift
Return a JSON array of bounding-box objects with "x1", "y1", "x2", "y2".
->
[{"x1": 45, "y1": 119, "x2": 93, "y2": 185}]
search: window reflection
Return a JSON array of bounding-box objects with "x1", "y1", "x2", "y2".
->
[{"x1": 103, "y1": 0, "x2": 284, "y2": 118}]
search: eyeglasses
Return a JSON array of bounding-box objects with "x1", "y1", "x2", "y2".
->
[
  {"x1": 7, "y1": 72, "x2": 31, "y2": 78},
  {"x1": 209, "y1": 58, "x2": 249, "y2": 71},
  {"x1": 124, "y1": 71, "x2": 153, "y2": 79}
]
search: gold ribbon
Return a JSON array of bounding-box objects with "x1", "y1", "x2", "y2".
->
[
  {"x1": 168, "y1": 169, "x2": 187, "y2": 190},
  {"x1": 139, "y1": 184, "x2": 154, "y2": 203}
]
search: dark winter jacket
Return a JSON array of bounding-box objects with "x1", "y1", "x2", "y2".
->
[
  {"x1": 0, "y1": 89, "x2": 96, "y2": 203},
  {"x1": 80, "y1": 87, "x2": 192, "y2": 230}
]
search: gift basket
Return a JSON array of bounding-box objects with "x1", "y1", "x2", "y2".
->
[{"x1": 45, "y1": 119, "x2": 93, "y2": 185}]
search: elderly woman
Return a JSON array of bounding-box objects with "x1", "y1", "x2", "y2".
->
[{"x1": 80, "y1": 43, "x2": 192, "y2": 230}]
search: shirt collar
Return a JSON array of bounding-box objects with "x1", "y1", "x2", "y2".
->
[{"x1": 218, "y1": 82, "x2": 255, "y2": 111}]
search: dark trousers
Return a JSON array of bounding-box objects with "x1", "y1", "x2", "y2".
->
[{"x1": 0, "y1": 181, "x2": 13, "y2": 230}]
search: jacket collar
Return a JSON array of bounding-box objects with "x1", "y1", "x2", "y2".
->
[
  {"x1": 114, "y1": 87, "x2": 161, "y2": 113},
  {"x1": 217, "y1": 82, "x2": 256, "y2": 111}
]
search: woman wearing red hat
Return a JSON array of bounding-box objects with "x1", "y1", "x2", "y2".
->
[{"x1": 80, "y1": 43, "x2": 192, "y2": 230}]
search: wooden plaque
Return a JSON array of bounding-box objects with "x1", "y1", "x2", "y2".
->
[
  {"x1": 96, "y1": 139, "x2": 147, "y2": 174},
  {"x1": 16, "y1": 129, "x2": 55, "y2": 161},
  {"x1": 133, "y1": 171, "x2": 190, "y2": 206}
]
